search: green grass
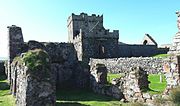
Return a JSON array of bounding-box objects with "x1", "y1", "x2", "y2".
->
[
  {"x1": 107, "y1": 73, "x2": 122, "y2": 83},
  {"x1": 147, "y1": 74, "x2": 167, "y2": 94},
  {"x1": 0, "y1": 75, "x2": 15, "y2": 106},
  {"x1": 0, "y1": 74, "x2": 167, "y2": 106},
  {"x1": 153, "y1": 54, "x2": 170, "y2": 58},
  {"x1": 56, "y1": 89, "x2": 124, "y2": 106}
]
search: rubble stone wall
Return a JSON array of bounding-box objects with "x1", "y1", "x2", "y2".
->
[
  {"x1": 11, "y1": 49, "x2": 56, "y2": 106},
  {"x1": 90, "y1": 63, "x2": 153, "y2": 102},
  {"x1": 163, "y1": 56, "x2": 180, "y2": 95},
  {"x1": 89, "y1": 57, "x2": 165, "y2": 74},
  {"x1": 24, "y1": 40, "x2": 89, "y2": 88},
  {"x1": 90, "y1": 64, "x2": 124, "y2": 99}
]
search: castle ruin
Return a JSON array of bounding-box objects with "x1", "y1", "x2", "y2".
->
[{"x1": 1, "y1": 12, "x2": 178, "y2": 105}]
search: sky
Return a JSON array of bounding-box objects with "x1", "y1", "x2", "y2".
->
[{"x1": 0, "y1": 0, "x2": 180, "y2": 57}]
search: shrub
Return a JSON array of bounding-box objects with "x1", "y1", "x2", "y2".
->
[{"x1": 170, "y1": 86, "x2": 180, "y2": 105}]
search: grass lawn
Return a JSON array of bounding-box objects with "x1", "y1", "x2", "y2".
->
[
  {"x1": 148, "y1": 74, "x2": 167, "y2": 94},
  {"x1": 107, "y1": 73, "x2": 122, "y2": 83},
  {"x1": 0, "y1": 74, "x2": 167, "y2": 106},
  {"x1": 56, "y1": 89, "x2": 124, "y2": 106},
  {"x1": 0, "y1": 75, "x2": 15, "y2": 106},
  {"x1": 153, "y1": 54, "x2": 170, "y2": 58}
]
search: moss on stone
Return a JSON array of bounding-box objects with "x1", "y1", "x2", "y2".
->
[{"x1": 22, "y1": 49, "x2": 50, "y2": 77}]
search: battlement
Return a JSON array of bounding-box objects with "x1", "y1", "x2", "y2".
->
[{"x1": 67, "y1": 13, "x2": 103, "y2": 26}]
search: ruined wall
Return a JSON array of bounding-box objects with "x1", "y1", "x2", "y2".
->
[
  {"x1": 89, "y1": 57, "x2": 165, "y2": 74},
  {"x1": 22, "y1": 40, "x2": 89, "y2": 88},
  {"x1": 5, "y1": 25, "x2": 89, "y2": 89},
  {"x1": 118, "y1": 45, "x2": 169, "y2": 57},
  {"x1": 7, "y1": 25, "x2": 24, "y2": 84},
  {"x1": 122, "y1": 67, "x2": 150, "y2": 102},
  {"x1": 7, "y1": 25, "x2": 24, "y2": 62},
  {"x1": 90, "y1": 63, "x2": 154, "y2": 102},
  {"x1": 10, "y1": 49, "x2": 56, "y2": 106},
  {"x1": 163, "y1": 56, "x2": 180, "y2": 95},
  {"x1": 90, "y1": 64, "x2": 124, "y2": 99}
]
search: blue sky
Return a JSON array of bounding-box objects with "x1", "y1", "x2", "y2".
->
[{"x1": 0, "y1": 0, "x2": 180, "y2": 57}]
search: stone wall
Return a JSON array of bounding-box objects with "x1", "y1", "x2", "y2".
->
[
  {"x1": 89, "y1": 57, "x2": 165, "y2": 74},
  {"x1": 7, "y1": 25, "x2": 24, "y2": 84},
  {"x1": 10, "y1": 49, "x2": 56, "y2": 106},
  {"x1": 90, "y1": 63, "x2": 153, "y2": 102},
  {"x1": 90, "y1": 63, "x2": 124, "y2": 99},
  {"x1": 163, "y1": 56, "x2": 180, "y2": 95},
  {"x1": 23, "y1": 40, "x2": 89, "y2": 88},
  {"x1": 7, "y1": 25, "x2": 24, "y2": 62},
  {"x1": 122, "y1": 67, "x2": 150, "y2": 102},
  {"x1": 118, "y1": 45, "x2": 169, "y2": 57}
]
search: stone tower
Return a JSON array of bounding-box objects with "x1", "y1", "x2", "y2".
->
[
  {"x1": 67, "y1": 13, "x2": 119, "y2": 63},
  {"x1": 7, "y1": 25, "x2": 24, "y2": 83}
]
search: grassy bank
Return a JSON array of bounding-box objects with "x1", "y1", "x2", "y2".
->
[{"x1": 0, "y1": 75, "x2": 15, "y2": 106}]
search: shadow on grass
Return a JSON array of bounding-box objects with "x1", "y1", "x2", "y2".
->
[
  {"x1": 0, "y1": 82, "x2": 9, "y2": 90},
  {"x1": 56, "y1": 88, "x2": 117, "y2": 102},
  {"x1": 0, "y1": 75, "x2": 9, "y2": 90},
  {"x1": 0, "y1": 75, "x2": 7, "y2": 81},
  {"x1": 56, "y1": 102, "x2": 89, "y2": 106},
  {"x1": 142, "y1": 88, "x2": 160, "y2": 94}
]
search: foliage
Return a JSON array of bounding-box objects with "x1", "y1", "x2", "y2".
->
[
  {"x1": 170, "y1": 86, "x2": 180, "y2": 105},
  {"x1": 22, "y1": 49, "x2": 50, "y2": 71},
  {"x1": 0, "y1": 75, "x2": 15, "y2": 106}
]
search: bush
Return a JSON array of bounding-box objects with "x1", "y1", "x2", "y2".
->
[{"x1": 170, "y1": 86, "x2": 180, "y2": 105}]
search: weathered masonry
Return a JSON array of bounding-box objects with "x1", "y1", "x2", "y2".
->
[
  {"x1": 67, "y1": 13, "x2": 168, "y2": 63},
  {"x1": 67, "y1": 13, "x2": 119, "y2": 63}
]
